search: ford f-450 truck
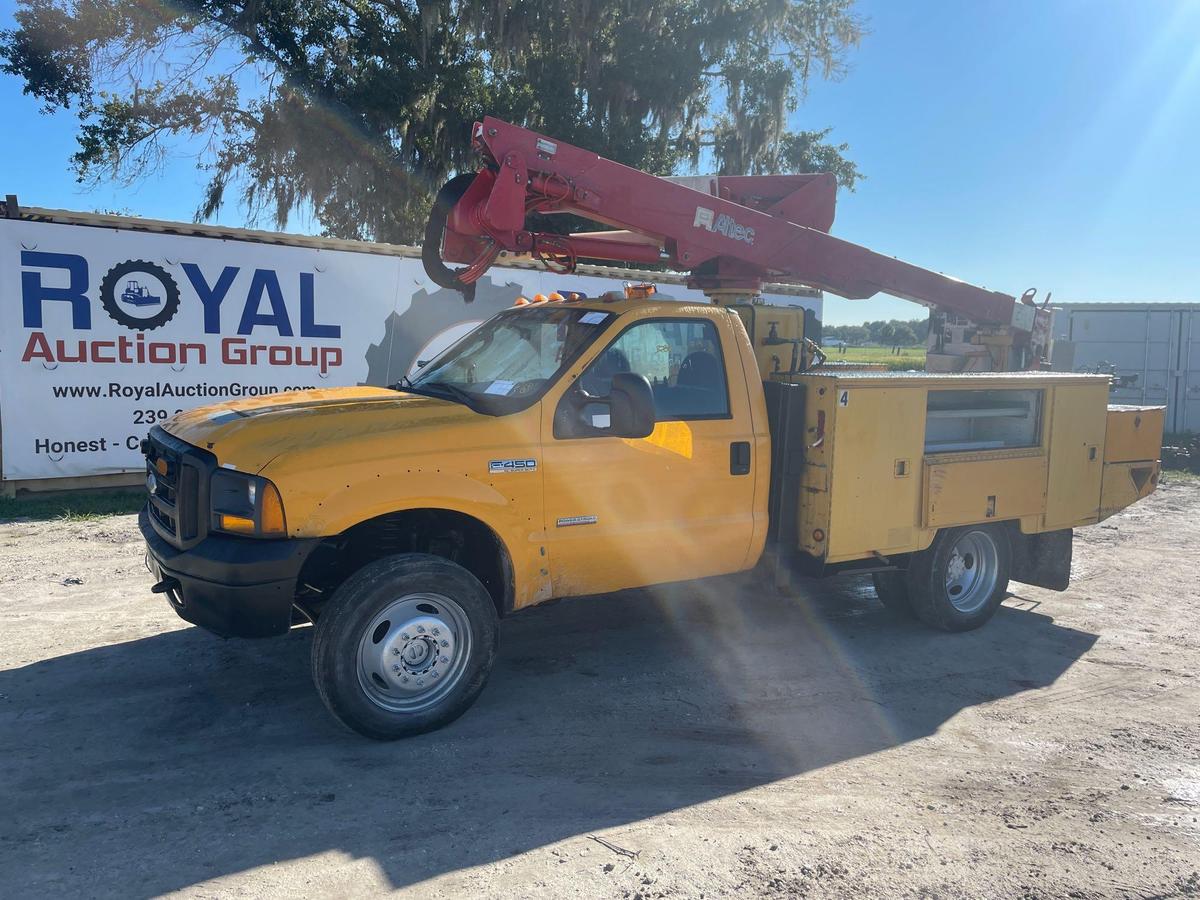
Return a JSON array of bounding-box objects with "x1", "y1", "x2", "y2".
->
[
  {"x1": 139, "y1": 120, "x2": 1164, "y2": 739},
  {"x1": 141, "y1": 293, "x2": 1163, "y2": 738}
]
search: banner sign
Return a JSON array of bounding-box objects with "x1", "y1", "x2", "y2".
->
[{"x1": 0, "y1": 218, "x2": 818, "y2": 481}]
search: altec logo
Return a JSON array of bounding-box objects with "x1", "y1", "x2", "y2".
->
[
  {"x1": 18, "y1": 252, "x2": 344, "y2": 374},
  {"x1": 692, "y1": 206, "x2": 756, "y2": 245}
]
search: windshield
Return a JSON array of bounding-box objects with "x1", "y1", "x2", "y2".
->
[{"x1": 404, "y1": 305, "x2": 614, "y2": 414}]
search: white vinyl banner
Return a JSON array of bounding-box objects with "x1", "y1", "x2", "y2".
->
[{"x1": 0, "y1": 218, "x2": 818, "y2": 481}]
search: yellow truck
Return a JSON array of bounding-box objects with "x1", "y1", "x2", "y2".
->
[
  {"x1": 140, "y1": 118, "x2": 1165, "y2": 738},
  {"x1": 140, "y1": 293, "x2": 1164, "y2": 738}
]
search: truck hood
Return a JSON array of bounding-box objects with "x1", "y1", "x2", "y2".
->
[{"x1": 163, "y1": 386, "x2": 480, "y2": 473}]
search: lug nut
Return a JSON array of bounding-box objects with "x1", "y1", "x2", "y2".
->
[
  {"x1": 440, "y1": 640, "x2": 449, "y2": 648},
  {"x1": 392, "y1": 665, "x2": 401, "y2": 674},
  {"x1": 441, "y1": 656, "x2": 450, "y2": 664},
  {"x1": 432, "y1": 627, "x2": 440, "y2": 636},
  {"x1": 416, "y1": 679, "x2": 425, "y2": 686},
  {"x1": 392, "y1": 647, "x2": 401, "y2": 656},
  {"x1": 417, "y1": 625, "x2": 425, "y2": 633},
  {"x1": 401, "y1": 676, "x2": 409, "y2": 683},
  {"x1": 400, "y1": 632, "x2": 409, "y2": 640},
  {"x1": 431, "y1": 671, "x2": 439, "y2": 679}
]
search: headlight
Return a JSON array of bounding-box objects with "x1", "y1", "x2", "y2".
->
[{"x1": 210, "y1": 469, "x2": 287, "y2": 538}]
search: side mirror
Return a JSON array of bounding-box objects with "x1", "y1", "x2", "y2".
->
[{"x1": 609, "y1": 372, "x2": 656, "y2": 438}]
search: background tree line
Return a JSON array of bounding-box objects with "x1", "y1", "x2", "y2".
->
[
  {"x1": 2, "y1": 0, "x2": 865, "y2": 244},
  {"x1": 824, "y1": 317, "x2": 930, "y2": 347}
]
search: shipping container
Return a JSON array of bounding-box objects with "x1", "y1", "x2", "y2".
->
[{"x1": 1054, "y1": 303, "x2": 1200, "y2": 433}]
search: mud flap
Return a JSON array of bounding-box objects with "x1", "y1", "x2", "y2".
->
[{"x1": 1012, "y1": 528, "x2": 1073, "y2": 592}]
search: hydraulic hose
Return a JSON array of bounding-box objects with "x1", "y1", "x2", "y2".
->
[{"x1": 421, "y1": 173, "x2": 482, "y2": 303}]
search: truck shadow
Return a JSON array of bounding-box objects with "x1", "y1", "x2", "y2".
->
[{"x1": 0, "y1": 577, "x2": 1096, "y2": 896}]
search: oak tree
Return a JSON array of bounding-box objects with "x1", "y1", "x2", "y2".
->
[{"x1": 3, "y1": 0, "x2": 866, "y2": 242}]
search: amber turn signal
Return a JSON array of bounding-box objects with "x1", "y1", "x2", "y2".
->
[
  {"x1": 261, "y1": 481, "x2": 287, "y2": 537},
  {"x1": 217, "y1": 513, "x2": 256, "y2": 534}
]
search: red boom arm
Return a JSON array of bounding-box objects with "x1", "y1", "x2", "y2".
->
[{"x1": 425, "y1": 117, "x2": 1047, "y2": 351}]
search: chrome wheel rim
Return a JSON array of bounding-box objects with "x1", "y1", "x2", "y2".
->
[
  {"x1": 356, "y1": 593, "x2": 471, "y2": 713},
  {"x1": 944, "y1": 530, "x2": 999, "y2": 614}
]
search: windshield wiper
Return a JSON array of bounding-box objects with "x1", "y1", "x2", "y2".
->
[
  {"x1": 411, "y1": 381, "x2": 480, "y2": 408},
  {"x1": 389, "y1": 374, "x2": 414, "y2": 392}
]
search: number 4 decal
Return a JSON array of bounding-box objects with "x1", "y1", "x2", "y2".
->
[{"x1": 838, "y1": 390, "x2": 849, "y2": 407}]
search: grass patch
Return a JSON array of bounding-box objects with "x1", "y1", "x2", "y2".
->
[
  {"x1": 828, "y1": 344, "x2": 926, "y2": 371},
  {"x1": 1161, "y1": 467, "x2": 1200, "y2": 483},
  {"x1": 1162, "y1": 432, "x2": 1199, "y2": 475},
  {"x1": 0, "y1": 490, "x2": 145, "y2": 524}
]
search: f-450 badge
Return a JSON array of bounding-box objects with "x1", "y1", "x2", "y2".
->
[{"x1": 488, "y1": 458, "x2": 538, "y2": 474}]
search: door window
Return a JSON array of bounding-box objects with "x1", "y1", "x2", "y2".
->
[{"x1": 577, "y1": 319, "x2": 730, "y2": 420}]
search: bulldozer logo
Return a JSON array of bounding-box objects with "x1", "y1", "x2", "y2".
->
[
  {"x1": 99, "y1": 260, "x2": 181, "y2": 332},
  {"x1": 120, "y1": 280, "x2": 160, "y2": 307}
]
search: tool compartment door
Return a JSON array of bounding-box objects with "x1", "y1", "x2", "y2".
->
[
  {"x1": 924, "y1": 453, "x2": 1048, "y2": 527},
  {"x1": 825, "y1": 386, "x2": 926, "y2": 560},
  {"x1": 1104, "y1": 405, "x2": 1165, "y2": 464},
  {"x1": 1044, "y1": 383, "x2": 1109, "y2": 529},
  {"x1": 1099, "y1": 404, "x2": 1164, "y2": 520},
  {"x1": 920, "y1": 384, "x2": 1049, "y2": 531}
]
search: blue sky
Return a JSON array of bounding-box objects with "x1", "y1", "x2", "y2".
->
[{"x1": 2, "y1": 0, "x2": 1198, "y2": 326}]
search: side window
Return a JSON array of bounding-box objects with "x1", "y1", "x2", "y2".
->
[
  {"x1": 924, "y1": 389, "x2": 1044, "y2": 453},
  {"x1": 578, "y1": 319, "x2": 730, "y2": 419}
]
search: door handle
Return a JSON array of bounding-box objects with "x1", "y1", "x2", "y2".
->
[{"x1": 730, "y1": 441, "x2": 751, "y2": 476}]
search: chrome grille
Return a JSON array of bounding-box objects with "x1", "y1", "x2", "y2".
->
[{"x1": 143, "y1": 429, "x2": 206, "y2": 547}]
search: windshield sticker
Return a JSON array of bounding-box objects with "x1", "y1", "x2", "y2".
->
[
  {"x1": 591, "y1": 413, "x2": 611, "y2": 428},
  {"x1": 484, "y1": 380, "x2": 515, "y2": 395},
  {"x1": 579, "y1": 312, "x2": 609, "y2": 325}
]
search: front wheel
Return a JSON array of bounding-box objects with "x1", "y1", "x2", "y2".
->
[
  {"x1": 312, "y1": 554, "x2": 498, "y2": 739},
  {"x1": 906, "y1": 525, "x2": 1011, "y2": 632}
]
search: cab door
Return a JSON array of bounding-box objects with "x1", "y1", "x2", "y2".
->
[{"x1": 540, "y1": 313, "x2": 758, "y2": 597}]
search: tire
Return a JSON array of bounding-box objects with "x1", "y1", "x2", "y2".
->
[
  {"x1": 872, "y1": 571, "x2": 915, "y2": 617},
  {"x1": 906, "y1": 525, "x2": 1011, "y2": 632},
  {"x1": 311, "y1": 553, "x2": 499, "y2": 739}
]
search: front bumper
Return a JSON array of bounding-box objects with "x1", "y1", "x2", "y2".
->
[{"x1": 140, "y1": 505, "x2": 320, "y2": 638}]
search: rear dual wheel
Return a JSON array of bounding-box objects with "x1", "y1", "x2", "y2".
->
[{"x1": 874, "y1": 525, "x2": 1011, "y2": 632}]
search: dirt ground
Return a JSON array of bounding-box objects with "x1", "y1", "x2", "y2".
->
[{"x1": 1, "y1": 480, "x2": 1198, "y2": 899}]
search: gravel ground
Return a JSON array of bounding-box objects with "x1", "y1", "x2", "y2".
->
[{"x1": 1, "y1": 480, "x2": 1198, "y2": 899}]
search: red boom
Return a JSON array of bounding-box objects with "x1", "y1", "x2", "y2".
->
[{"x1": 426, "y1": 117, "x2": 1047, "y2": 350}]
